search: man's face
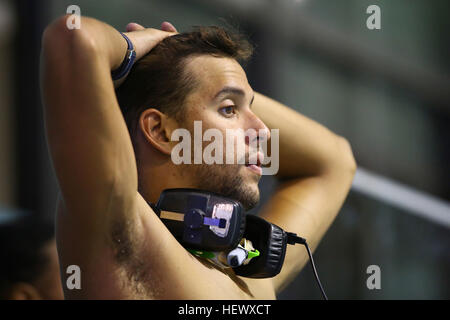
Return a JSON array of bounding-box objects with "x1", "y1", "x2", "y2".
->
[{"x1": 173, "y1": 55, "x2": 269, "y2": 210}]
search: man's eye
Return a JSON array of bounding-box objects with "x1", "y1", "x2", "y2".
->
[{"x1": 219, "y1": 106, "x2": 236, "y2": 117}]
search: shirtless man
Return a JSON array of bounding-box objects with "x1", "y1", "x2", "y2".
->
[{"x1": 41, "y1": 15, "x2": 356, "y2": 299}]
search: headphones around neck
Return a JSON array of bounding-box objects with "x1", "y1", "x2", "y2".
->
[{"x1": 150, "y1": 188, "x2": 328, "y2": 299}]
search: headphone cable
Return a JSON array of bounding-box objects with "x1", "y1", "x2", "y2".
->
[{"x1": 286, "y1": 232, "x2": 328, "y2": 300}]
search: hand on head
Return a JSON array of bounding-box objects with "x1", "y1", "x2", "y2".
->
[{"x1": 125, "y1": 21, "x2": 178, "y2": 33}]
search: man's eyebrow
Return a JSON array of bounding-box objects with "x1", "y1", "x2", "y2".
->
[{"x1": 213, "y1": 86, "x2": 255, "y2": 106}]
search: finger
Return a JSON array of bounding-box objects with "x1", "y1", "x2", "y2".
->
[
  {"x1": 125, "y1": 28, "x2": 177, "y2": 60},
  {"x1": 161, "y1": 21, "x2": 178, "y2": 33},
  {"x1": 126, "y1": 22, "x2": 145, "y2": 32}
]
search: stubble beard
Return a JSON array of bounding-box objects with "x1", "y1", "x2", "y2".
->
[{"x1": 186, "y1": 163, "x2": 260, "y2": 211}]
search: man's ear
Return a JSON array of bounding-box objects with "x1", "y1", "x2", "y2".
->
[
  {"x1": 139, "y1": 108, "x2": 175, "y2": 155},
  {"x1": 8, "y1": 282, "x2": 42, "y2": 300}
]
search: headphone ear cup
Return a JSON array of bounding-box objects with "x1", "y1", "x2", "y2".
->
[
  {"x1": 233, "y1": 214, "x2": 288, "y2": 278},
  {"x1": 227, "y1": 202, "x2": 247, "y2": 250},
  {"x1": 237, "y1": 206, "x2": 246, "y2": 246}
]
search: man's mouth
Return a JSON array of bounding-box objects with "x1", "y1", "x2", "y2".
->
[
  {"x1": 245, "y1": 164, "x2": 262, "y2": 175},
  {"x1": 244, "y1": 152, "x2": 264, "y2": 176}
]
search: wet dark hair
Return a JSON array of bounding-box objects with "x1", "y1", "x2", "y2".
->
[
  {"x1": 116, "y1": 25, "x2": 254, "y2": 139},
  {"x1": 0, "y1": 213, "x2": 54, "y2": 299}
]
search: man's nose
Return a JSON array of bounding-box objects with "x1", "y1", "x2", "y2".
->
[{"x1": 246, "y1": 112, "x2": 271, "y2": 143}]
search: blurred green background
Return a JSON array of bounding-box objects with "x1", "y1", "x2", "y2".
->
[{"x1": 0, "y1": 0, "x2": 448, "y2": 299}]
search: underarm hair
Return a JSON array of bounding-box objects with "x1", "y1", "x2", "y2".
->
[{"x1": 109, "y1": 217, "x2": 163, "y2": 298}]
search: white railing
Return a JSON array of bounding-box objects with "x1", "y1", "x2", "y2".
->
[{"x1": 352, "y1": 167, "x2": 450, "y2": 228}]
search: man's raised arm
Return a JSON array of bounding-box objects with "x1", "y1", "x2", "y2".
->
[
  {"x1": 41, "y1": 17, "x2": 179, "y2": 298},
  {"x1": 252, "y1": 92, "x2": 357, "y2": 294},
  {"x1": 41, "y1": 16, "x2": 175, "y2": 219},
  {"x1": 42, "y1": 16, "x2": 133, "y2": 222}
]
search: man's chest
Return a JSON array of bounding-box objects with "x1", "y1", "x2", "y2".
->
[{"x1": 164, "y1": 256, "x2": 277, "y2": 300}]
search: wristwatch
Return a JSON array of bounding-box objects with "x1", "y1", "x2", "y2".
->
[{"x1": 111, "y1": 32, "x2": 136, "y2": 81}]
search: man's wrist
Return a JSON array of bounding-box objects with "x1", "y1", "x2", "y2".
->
[{"x1": 111, "y1": 32, "x2": 136, "y2": 81}]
